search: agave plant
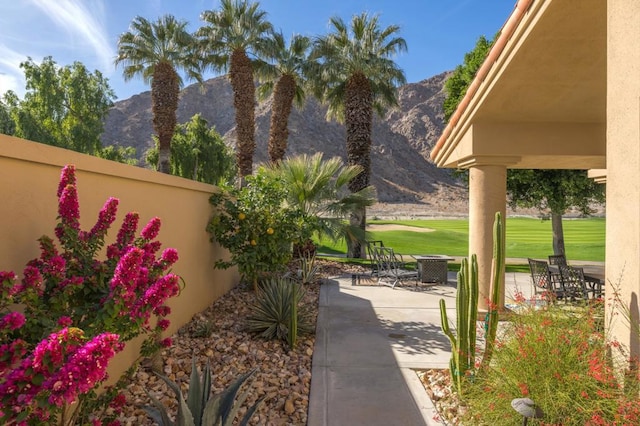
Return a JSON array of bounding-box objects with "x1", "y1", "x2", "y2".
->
[
  {"x1": 297, "y1": 252, "x2": 319, "y2": 285},
  {"x1": 145, "y1": 357, "x2": 263, "y2": 426},
  {"x1": 246, "y1": 277, "x2": 312, "y2": 348}
]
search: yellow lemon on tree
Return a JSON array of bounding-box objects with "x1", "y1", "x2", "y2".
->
[
  {"x1": 238, "y1": 212, "x2": 246, "y2": 220},
  {"x1": 250, "y1": 239, "x2": 257, "y2": 246},
  {"x1": 266, "y1": 227, "x2": 274, "y2": 235}
]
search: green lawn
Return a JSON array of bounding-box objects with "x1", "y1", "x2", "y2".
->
[{"x1": 316, "y1": 217, "x2": 605, "y2": 262}]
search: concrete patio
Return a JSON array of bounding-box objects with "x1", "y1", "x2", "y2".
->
[{"x1": 307, "y1": 269, "x2": 543, "y2": 425}]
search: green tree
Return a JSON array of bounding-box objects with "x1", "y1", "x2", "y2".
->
[
  {"x1": 443, "y1": 35, "x2": 494, "y2": 121},
  {"x1": 311, "y1": 12, "x2": 407, "y2": 257},
  {"x1": 197, "y1": 0, "x2": 274, "y2": 180},
  {"x1": 3, "y1": 57, "x2": 114, "y2": 154},
  {"x1": 257, "y1": 32, "x2": 311, "y2": 163},
  {"x1": 116, "y1": 15, "x2": 202, "y2": 174},
  {"x1": 507, "y1": 170, "x2": 604, "y2": 255},
  {"x1": 263, "y1": 153, "x2": 377, "y2": 254},
  {"x1": 207, "y1": 172, "x2": 304, "y2": 290},
  {"x1": 147, "y1": 114, "x2": 235, "y2": 185},
  {"x1": 0, "y1": 98, "x2": 15, "y2": 135},
  {"x1": 443, "y1": 35, "x2": 605, "y2": 256},
  {"x1": 98, "y1": 145, "x2": 138, "y2": 165}
]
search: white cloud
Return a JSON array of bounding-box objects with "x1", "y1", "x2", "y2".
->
[
  {"x1": 29, "y1": 0, "x2": 115, "y2": 71},
  {"x1": 0, "y1": 73, "x2": 21, "y2": 97},
  {"x1": 0, "y1": 44, "x2": 28, "y2": 96}
]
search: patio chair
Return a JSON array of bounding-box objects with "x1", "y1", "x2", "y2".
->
[
  {"x1": 557, "y1": 264, "x2": 589, "y2": 302},
  {"x1": 584, "y1": 275, "x2": 604, "y2": 299},
  {"x1": 548, "y1": 254, "x2": 567, "y2": 266},
  {"x1": 373, "y1": 246, "x2": 419, "y2": 289},
  {"x1": 528, "y1": 258, "x2": 564, "y2": 299},
  {"x1": 365, "y1": 240, "x2": 385, "y2": 277},
  {"x1": 547, "y1": 254, "x2": 567, "y2": 283}
]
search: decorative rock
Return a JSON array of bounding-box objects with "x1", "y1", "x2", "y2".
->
[
  {"x1": 284, "y1": 399, "x2": 295, "y2": 415},
  {"x1": 114, "y1": 265, "x2": 329, "y2": 425}
]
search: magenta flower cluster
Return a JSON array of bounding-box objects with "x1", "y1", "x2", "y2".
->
[
  {"x1": 0, "y1": 327, "x2": 122, "y2": 421},
  {"x1": 0, "y1": 164, "x2": 183, "y2": 424}
]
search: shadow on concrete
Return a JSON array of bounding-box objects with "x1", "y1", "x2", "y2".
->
[{"x1": 308, "y1": 276, "x2": 454, "y2": 426}]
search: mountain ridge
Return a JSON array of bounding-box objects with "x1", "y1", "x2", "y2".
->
[{"x1": 101, "y1": 71, "x2": 467, "y2": 205}]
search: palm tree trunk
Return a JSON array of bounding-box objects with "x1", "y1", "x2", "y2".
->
[
  {"x1": 151, "y1": 62, "x2": 179, "y2": 174},
  {"x1": 344, "y1": 72, "x2": 373, "y2": 258},
  {"x1": 229, "y1": 49, "x2": 256, "y2": 179},
  {"x1": 268, "y1": 74, "x2": 296, "y2": 163},
  {"x1": 551, "y1": 211, "x2": 565, "y2": 255}
]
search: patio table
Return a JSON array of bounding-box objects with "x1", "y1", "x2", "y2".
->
[{"x1": 412, "y1": 255, "x2": 454, "y2": 284}]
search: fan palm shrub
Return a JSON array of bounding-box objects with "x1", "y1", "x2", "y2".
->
[{"x1": 263, "y1": 153, "x2": 377, "y2": 257}]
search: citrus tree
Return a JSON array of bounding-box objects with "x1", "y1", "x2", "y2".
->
[{"x1": 207, "y1": 172, "x2": 305, "y2": 289}]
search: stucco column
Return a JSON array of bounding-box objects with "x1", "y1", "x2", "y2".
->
[
  {"x1": 468, "y1": 165, "x2": 507, "y2": 311},
  {"x1": 607, "y1": 0, "x2": 640, "y2": 359}
]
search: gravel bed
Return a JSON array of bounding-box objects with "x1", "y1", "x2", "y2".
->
[
  {"x1": 116, "y1": 269, "x2": 325, "y2": 425},
  {"x1": 416, "y1": 369, "x2": 462, "y2": 425}
]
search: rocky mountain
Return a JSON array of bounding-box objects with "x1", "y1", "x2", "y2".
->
[{"x1": 101, "y1": 71, "x2": 466, "y2": 204}]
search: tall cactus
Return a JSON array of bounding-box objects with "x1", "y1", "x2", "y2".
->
[
  {"x1": 480, "y1": 211, "x2": 505, "y2": 369},
  {"x1": 439, "y1": 211, "x2": 504, "y2": 395},
  {"x1": 439, "y1": 255, "x2": 478, "y2": 395}
]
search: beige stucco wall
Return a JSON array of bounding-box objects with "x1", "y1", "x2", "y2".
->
[
  {"x1": 441, "y1": 122, "x2": 606, "y2": 170},
  {"x1": 0, "y1": 134, "x2": 238, "y2": 381},
  {"x1": 606, "y1": 0, "x2": 640, "y2": 359}
]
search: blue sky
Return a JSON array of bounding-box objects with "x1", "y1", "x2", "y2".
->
[{"x1": 0, "y1": 0, "x2": 515, "y2": 101}]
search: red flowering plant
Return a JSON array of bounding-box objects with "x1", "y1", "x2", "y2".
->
[
  {"x1": 0, "y1": 165, "x2": 182, "y2": 425},
  {"x1": 461, "y1": 296, "x2": 640, "y2": 425}
]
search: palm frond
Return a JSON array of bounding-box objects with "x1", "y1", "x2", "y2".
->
[
  {"x1": 310, "y1": 12, "x2": 407, "y2": 119},
  {"x1": 115, "y1": 14, "x2": 202, "y2": 88}
]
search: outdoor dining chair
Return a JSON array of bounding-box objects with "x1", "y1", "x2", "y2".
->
[
  {"x1": 528, "y1": 258, "x2": 564, "y2": 299},
  {"x1": 373, "y1": 246, "x2": 419, "y2": 289},
  {"x1": 365, "y1": 240, "x2": 385, "y2": 277},
  {"x1": 547, "y1": 254, "x2": 567, "y2": 283},
  {"x1": 557, "y1": 264, "x2": 589, "y2": 302}
]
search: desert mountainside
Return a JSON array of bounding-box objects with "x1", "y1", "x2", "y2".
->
[{"x1": 102, "y1": 72, "x2": 472, "y2": 211}]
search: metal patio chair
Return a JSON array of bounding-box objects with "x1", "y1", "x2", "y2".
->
[
  {"x1": 373, "y1": 246, "x2": 419, "y2": 289},
  {"x1": 557, "y1": 264, "x2": 589, "y2": 302},
  {"x1": 528, "y1": 258, "x2": 564, "y2": 300}
]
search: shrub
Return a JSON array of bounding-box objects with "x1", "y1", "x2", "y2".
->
[
  {"x1": 0, "y1": 164, "x2": 181, "y2": 424},
  {"x1": 207, "y1": 173, "x2": 304, "y2": 289},
  {"x1": 462, "y1": 299, "x2": 640, "y2": 425},
  {"x1": 246, "y1": 278, "x2": 312, "y2": 348},
  {"x1": 262, "y1": 153, "x2": 377, "y2": 250}
]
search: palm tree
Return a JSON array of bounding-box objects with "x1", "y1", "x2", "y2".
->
[
  {"x1": 257, "y1": 32, "x2": 311, "y2": 163},
  {"x1": 311, "y1": 13, "x2": 407, "y2": 256},
  {"x1": 197, "y1": 0, "x2": 273, "y2": 180},
  {"x1": 115, "y1": 15, "x2": 201, "y2": 174},
  {"x1": 263, "y1": 152, "x2": 377, "y2": 256}
]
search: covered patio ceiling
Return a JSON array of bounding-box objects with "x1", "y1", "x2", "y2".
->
[{"x1": 431, "y1": 0, "x2": 607, "y2": 170}]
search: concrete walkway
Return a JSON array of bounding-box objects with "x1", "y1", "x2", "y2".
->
[{"x1": 306, "y1": 270, "x2": 540, "y2": 426}]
